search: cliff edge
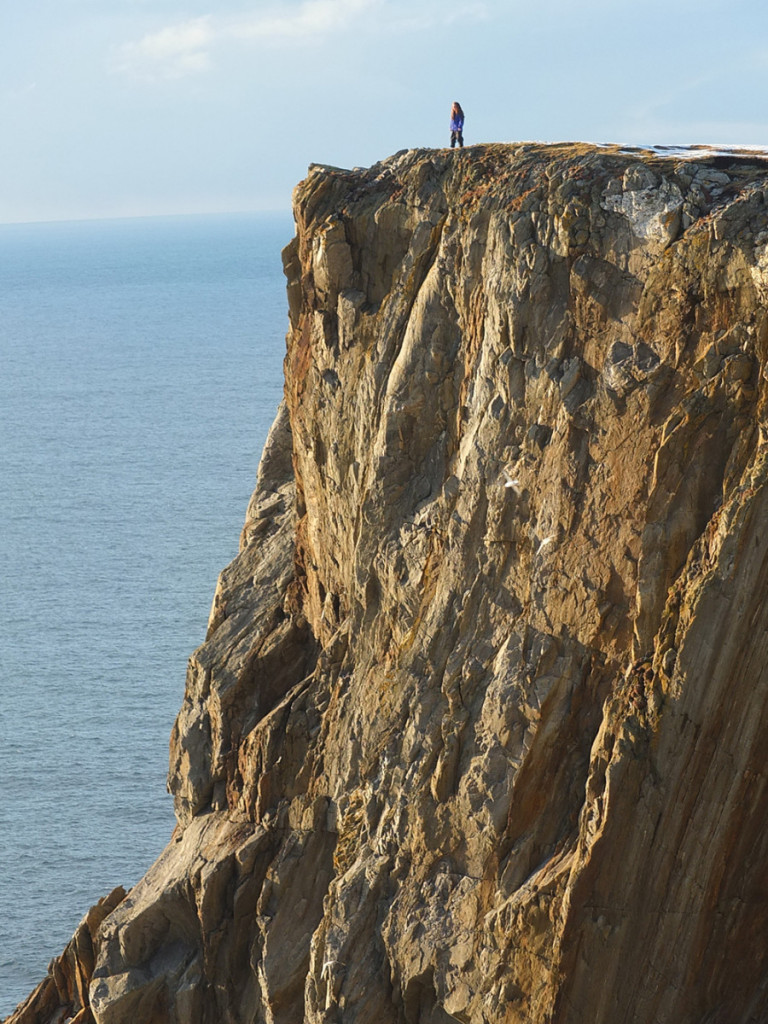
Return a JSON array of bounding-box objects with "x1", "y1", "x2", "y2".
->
[{"x1": 9, "y1": 142, "x2": 768, "y2": 1024}]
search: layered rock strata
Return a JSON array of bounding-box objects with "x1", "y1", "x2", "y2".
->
[{"x1": 9, "y1": 142, "x2": 768, "y2": 1024}]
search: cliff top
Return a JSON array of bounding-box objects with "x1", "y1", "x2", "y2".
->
[{"x1": 11, "y1": 140, "x2": 768, "y2": 1024}]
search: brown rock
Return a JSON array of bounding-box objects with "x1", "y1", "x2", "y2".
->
[
  {"x1": 12, "y1": 142, "x2": 768, "y2": 1024},
  {"x1": 5, "y1": 887, "x2": 126, "y2": 1024}
]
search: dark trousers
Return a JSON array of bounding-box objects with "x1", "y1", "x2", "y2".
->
[{"x1": 451, "y1": 130, "x2": 464, "y2": 148}]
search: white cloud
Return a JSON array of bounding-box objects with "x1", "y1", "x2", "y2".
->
[
  {"x1": 113, "y1": 16, "x2": 214, "y2": 79},
  {"x1": 112, "y1": 0, "x2": 487, "y2": 80},
  {"x1": 232, "y1": 0, "x2": 380, "y2": 40},
  {"x1": 377, "y1": 0, "x2": 488, "y2": 31},
  {"x1": 112, "y1": 0, "x2": 378, "y2": 79},
  {"x1": 135, "y1": 18, "x2": 214, "y2": 61}
]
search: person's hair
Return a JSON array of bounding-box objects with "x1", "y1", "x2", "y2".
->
[{"x1": 452, "y1": 102, "x2": 464, "y2": 117}]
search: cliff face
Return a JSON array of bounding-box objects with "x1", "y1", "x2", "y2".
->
[{"x1": 11, "y1": 142, "x2": 768, "y2": 1024}]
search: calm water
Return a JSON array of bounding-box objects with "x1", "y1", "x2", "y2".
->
[{"x1": 0, "y1": 211, "x2": 293, "y2": 1017}]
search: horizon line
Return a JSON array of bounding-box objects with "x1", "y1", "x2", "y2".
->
[{"x1": 0, "y1": 205, "x2": 293, "y2": 229}]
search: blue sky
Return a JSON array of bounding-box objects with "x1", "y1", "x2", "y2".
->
[{"x1": 1, "y1": 0, "x2": 766, "y2": 222}]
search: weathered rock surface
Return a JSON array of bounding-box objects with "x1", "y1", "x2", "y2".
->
[
  {"x1": 9, "y1": 142, "x2": 768, "y2": 1024},
  {"x1": 7, "y1": 887, "x2": 126, "y2": 1024}
]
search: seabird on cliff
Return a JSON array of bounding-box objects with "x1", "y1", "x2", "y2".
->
[{"x1": 501, "y1": 468, "x2": 520, "y2": 493}]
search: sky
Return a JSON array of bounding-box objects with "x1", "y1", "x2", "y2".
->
[{"x1": 1, "y1": 0, "x2": 767, "y2": 223}]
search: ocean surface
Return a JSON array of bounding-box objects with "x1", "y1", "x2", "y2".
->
[{"x1": 0, "y1": 211, "x2": 293, "y2": 1017}]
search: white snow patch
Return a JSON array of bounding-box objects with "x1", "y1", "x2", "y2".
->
[
  {"x1": 601, "y1": 178, "x2": 684, "y2": 242},
  {"x1": 602, "y1": 142, "x2": 768, "y2": 160}
]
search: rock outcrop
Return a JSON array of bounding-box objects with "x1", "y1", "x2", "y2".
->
[
  {"x1": 9, "y1": 142, "x2": 768, "y2": 1024},
  {"x1": 7, "y1": 888, "x2": 126, "y2": 1024}
]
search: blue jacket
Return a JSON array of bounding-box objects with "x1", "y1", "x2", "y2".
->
[{"x1": 450, "y1": 113, "x2": 464, "y2": 132}]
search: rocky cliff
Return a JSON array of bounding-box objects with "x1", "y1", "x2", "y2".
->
[{"x1": 9, "y1": 142, "x2": 768, "y2": 1024}]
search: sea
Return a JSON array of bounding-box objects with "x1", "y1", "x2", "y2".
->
[{"x1": 0, "y1": 210, "x2": 294, "y2": 1018}]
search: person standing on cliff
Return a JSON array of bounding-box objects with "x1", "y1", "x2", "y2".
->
[{"x1": 450, "y1": 101, "x2": 465, "y2": 148}]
